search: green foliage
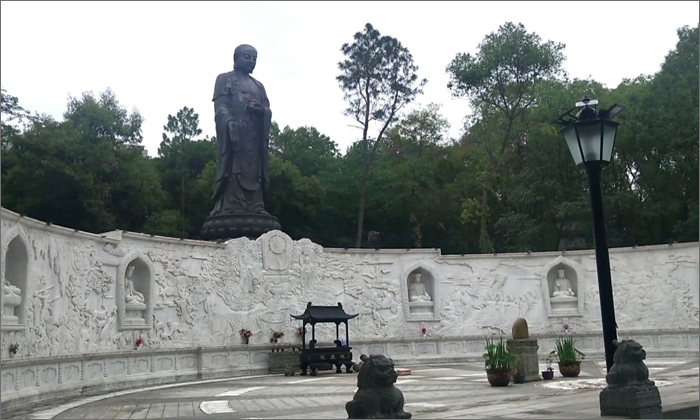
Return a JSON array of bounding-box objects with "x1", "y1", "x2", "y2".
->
[
  {"x1": 1, "y1": 87, "x2": 30, "y2": 122},
  {"x1": 154, "y1": 107, "x2": 214, "y2": 237},
  {"x1": 159, "y1": 106, "x2": 203, "y2": 151},
  {"x1": 550, "y1": 335, "x2": 585, "y2": 363},
  {"x1": 270, "y1": 125, "x2": 339, "y2": 177},
  {"x1": 337, "y1": 23, "x2": 427, "y2": 130},
  {"x1": 483, "y1": 336, "x2": 518, "y2": 371},
  {"x1": 446, "y1": 22, "x2": 567, "y2": 253},
  {"x1": 337, "y1": 22, "x2": 427, "y2": 247},
  {"x1": 1, "y1": 93, "x2": 161, "y2": 233},
  {"x1": 143, "y1": 209, "x2": 185, "y2": 238},
  {"x1": 64, "y1": 88, "x2": 143, "y2": 146},
  {"x1": 0, "y1": 23, "x2": 696, "y2": 253},
  {"x1": 446, "y1": 21, "x2": 566, "y2": 114}
]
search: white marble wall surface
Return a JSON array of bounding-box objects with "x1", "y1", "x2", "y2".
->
[{"x1": 1, "y1": 206, "x2": 698, "y2": 361}]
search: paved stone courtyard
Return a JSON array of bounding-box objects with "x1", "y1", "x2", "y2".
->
[{"x1": 13, "y1": 358, "x2": 699, "y2": 419}]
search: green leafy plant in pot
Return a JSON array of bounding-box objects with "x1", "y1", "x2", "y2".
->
[
  {"x1": 483, "y1": 336, "x2": 519, "y2": 386},
  {"x1": 550, "y1": 335, "x2": 585, "y2": 377}
]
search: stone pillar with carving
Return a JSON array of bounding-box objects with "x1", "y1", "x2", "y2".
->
[
  {"x1": 506, "y1": 318, "x2": 541, "y2": 382},
  {"x1": 599, "y1": 340, "x2": 662, "y2": 418}
]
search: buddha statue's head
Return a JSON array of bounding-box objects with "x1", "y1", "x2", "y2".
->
[
  {"x1": 234, "y1": 44, "x2": 258, "y2": 74},
  {"x1": 126, "y1": 264, "x2": 135, "y2": 280}
]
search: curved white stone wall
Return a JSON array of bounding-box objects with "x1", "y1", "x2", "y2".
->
[{"x1": 1, "y1": 207, "x2": 698, "y2": 409}]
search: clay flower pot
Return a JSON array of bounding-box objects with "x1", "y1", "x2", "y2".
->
[
  {"x1": 558, "y1": 361, "x2": 581, "y2": 377},
  {"x1": 486, "y1": 369, "x2": 511, "y2": 387}
]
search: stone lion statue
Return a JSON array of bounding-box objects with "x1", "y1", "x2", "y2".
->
[
  {"x1": 605, "y1": 339, "x2": 655, "y2": 389},
  {"x1": 345, "y1": 354, "x2": 412, "y2": 419}
]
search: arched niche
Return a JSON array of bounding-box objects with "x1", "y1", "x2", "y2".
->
[
  {"x1": 116, "y1": 252, "x2": 154, "y2": 330},
  {"x1": 400, "y1": 260, "x2": 440, "y2": 322},
  {"x1": 541, "y1": 255, "x2": 585, "y2": 317},
  {"x1": 1, "y1": 227, "x2": 31, "y2": 331}
]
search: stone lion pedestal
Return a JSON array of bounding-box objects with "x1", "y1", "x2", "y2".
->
[{"x1": 599, "y1": 339, "x2": 662, "y2": 419}]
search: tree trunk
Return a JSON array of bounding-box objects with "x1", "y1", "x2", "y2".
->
[
  {"x1": 479, "y1": 187, "x2": 492, "y2": 253},
  {"x1": 355, "y1": 166, "x2": 369, "y2": 248},
  {"x1": 181, "y1": 170, "x2": 186, "y2": 238}
]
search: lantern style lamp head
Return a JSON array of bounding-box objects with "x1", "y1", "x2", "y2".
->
[{"x1": 556, "y1": 96, "x2": 625, "y2": 166}]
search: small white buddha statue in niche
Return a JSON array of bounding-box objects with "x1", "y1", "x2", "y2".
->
[
  {"x1": 3, "y1": 278, "x2": 22, "y2": 299},
  {"x1": 409, "y1": 272, "x2": 432, "y2": 303},
  {"x1": 551, "y1": 268, "x2": 575, "y2": 298},
  {"x1": 124, "y1": 265, "x2": 146, "y2": 305}
]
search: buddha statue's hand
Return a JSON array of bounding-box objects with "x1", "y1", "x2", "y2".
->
[{"x1": 247, "y1": 101, "x2": 265, "y2": 115}]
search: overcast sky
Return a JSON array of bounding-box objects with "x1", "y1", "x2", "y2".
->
[{"x1": 1, "y1": 1, "x2": 698, "y2": 156}]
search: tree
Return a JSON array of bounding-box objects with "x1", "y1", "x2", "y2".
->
[
  {"x1": 337, "y1": 23, "x2": 427, "y2": 247},
  {"x1": 64, "y1": 88, "x2": 143, "y2": 146},
  {"x1": 609, "y1": 24, "x2": 699, "y2": 244},
  {"x1": 383, "y1": 104, "x2": 451, "y2": 246},
  {"x1": 2, "y1": 89, "x2": 163, "y2": 234},
  {"x1": 446, "y1": 21, "x2": 565, "y2": 252},
  {"x1": 1, "y1": 88, "x2": 28, "y2": 150},
  {"x1": 156, "y1": 106, "x2": 208, "y2": 237},
  {"x1": 1, "y1": 87, "x2": 30, "y2": 122},
  {"x1": 270, "y1": 125, "x2": 340, "y2": 177}
]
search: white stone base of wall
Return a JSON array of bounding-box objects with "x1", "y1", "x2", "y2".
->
[{"x1": 2, "y1": 329, "x2": 696, "y2": 414}]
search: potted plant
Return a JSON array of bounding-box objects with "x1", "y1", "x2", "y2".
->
[
  {"x1": 240, "y1": 329, "x2": 253, "y2": 345},
  {"x1": 542, "y1": 357, "x2": 554, "y2": 380},
  {"x1": 483, "y1": 336, "x2": 518, "y2": 387},
  {"x1": 550, "y1": 335, "x2": 585, "y2": 377},
  {"x1": 270, "y1": 331, "x2": 284, "y2": 344},
  {"x1": 512, "y1": 366, "x2": 526, "y2": 384}
]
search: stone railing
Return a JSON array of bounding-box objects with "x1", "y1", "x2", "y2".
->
[{"x1": 2, "y1": 328, "x2": 697, "y2": 414}]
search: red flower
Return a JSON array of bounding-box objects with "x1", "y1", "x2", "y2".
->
[
  {"x1": 135, "y1": 337, "x2": 143, "y2": 346},
  {"x1": 421, "y1": 327, "x2": 427, "y2": 335}
]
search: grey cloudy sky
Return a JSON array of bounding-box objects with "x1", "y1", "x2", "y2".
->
[{"x1": 1, "y1": 1, "x2": 698, "y2": 156}]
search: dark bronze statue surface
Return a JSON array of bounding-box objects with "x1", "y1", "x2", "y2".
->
[
  {"x1": 201, "y1": 44, "x2": 281, "y2": 240},
  {"x1": 345, "y1": 354, "x2": 412, "y2": 419}
]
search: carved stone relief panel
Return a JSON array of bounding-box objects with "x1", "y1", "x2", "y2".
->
[
  {"x1": 1, "y1": 370, "x2": 16, "y2": 392},
  {"x1": 1, "y1": 210, "x2": 698, "y2": 360},
  {"x1": 341, "y1": 257, "x2": 403, "y2": 340},
  {"x1": 261, "y1": 230, "x2": 293, "y2": 272}
]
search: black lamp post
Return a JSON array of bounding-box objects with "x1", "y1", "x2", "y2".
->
[{"x1": 556, "y1": 96, "x2": 625, "y2": 373}]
